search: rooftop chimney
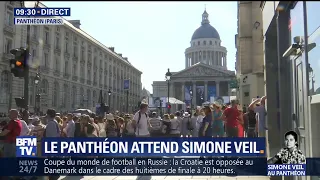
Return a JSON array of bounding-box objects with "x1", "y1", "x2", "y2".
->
[
  {"x1": 68, "y1": 20, "x2": 81, "y2": 29},
  {"x1": 109, "y1": 47, "x2": 114, "y2": 52},
  {"x1": 118, "y1": 53, "x2": 122, "y2": 57},
  {"x1": 124, "y1": 57, "x2": 128, "y2": 61}
]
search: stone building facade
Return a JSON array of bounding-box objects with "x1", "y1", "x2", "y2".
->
[
  {"x1": 236, "y1": 1, "x2": 265, "y2": 106},
  {"x1": 153, "y1": 10, "x2": 235, "y2": 107},
  {"x1": 0, "y1": 1, "x2": 142, "y2": 113}
]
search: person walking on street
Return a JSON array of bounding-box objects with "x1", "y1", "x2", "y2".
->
[
  {"x1": 199, "y1": 106, "x2": 213, "y2": 137},
  {"x1": 180, "y1": 112, "x2": 191, "y2": 137},
  {"x1": 0, "y1": 109, "x2": 22, "y2": 157},
  {"x1": 212, "y1": 103, "x2": 224, "y2": 137},
  {"x1": 132, "y1": 101, "x2": 150, "y2": 137},
  {"x1": 248, "y1": 96, "x2": 267, "y2": 137},
  {"x1": 45, "y1": 109, "x2": 61, "y2": 138},
  {"x1": 190, "y1": 111, "x2": 200, "y2": 137},
  {"x1": 223, "y1": 100, "x2": 241, "y2": 138},
  {"x1": 149, "y1": 112, "x2": 162, "y2": 137},
  {"x1": 169, "y1": 114, "x2": 180, "y2": 137},
  {"x1": 64, "y1": 113, "x2": 76, "y2": 138}
]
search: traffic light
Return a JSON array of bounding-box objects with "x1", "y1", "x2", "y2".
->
[
  {"x1": 15, "y1": 97, "x2": 26, "y2": 108},
  {"x1": 167, "y1": 103, "x2": 171, "y2": 109},
  {"x1": 9, "y1": 48, "x2": 28, "y2": 77}
]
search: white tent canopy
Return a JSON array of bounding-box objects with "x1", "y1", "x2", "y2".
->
[
  {"x1": 168, "y1": 97, "x2": 185, "y2": 104},
  {"x1": 159, "y1": 97, "x2": 185, "y2": 105}
]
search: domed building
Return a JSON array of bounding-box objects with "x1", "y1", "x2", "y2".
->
[
  {"x1": 152, "y1": 10, "x2": 235, "y2": 108},
  {"x1": 186, "y1": 10, "x2": 227, "y2": 69}
]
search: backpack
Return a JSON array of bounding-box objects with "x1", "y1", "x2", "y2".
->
[{"x1": 135, "y1": 112, "x2": 148, "y2": 135}]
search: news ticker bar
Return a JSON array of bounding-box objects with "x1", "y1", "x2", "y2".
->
[
  {"x1": 0, "y1": 157, "x2": 317, "y2": 176},
  {"x1": 14, "y1": 8, "x2": 70, "y2": 17},
  {"x1": 1, "y1": 157, "x2": 268, "y2": 176}
]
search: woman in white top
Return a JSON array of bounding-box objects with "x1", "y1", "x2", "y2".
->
[
  {"x1": 169, "y1": 114, "x2": 180, "y2": 137},
  {"x1": 97, "y1": 117, "x2": 106, "y2": 137},
  {"x1": 195, "y1": 109, "x2": 205, "y2": 136},
  {"x1": 180, "y1": 112, "x2": 191, "y2": 137}
]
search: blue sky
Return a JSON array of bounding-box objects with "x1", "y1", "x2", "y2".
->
[{"x1": 44, "y1": 1, "x2": 237, "y2": 93}]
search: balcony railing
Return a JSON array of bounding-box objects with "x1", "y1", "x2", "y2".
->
[
  {"x1": 80, "y1": 78, "x2": 85, "y2": 83},
  {"x1": 54, "y1": 47, "x2": 61, "y2": 54},
  {"x1": 63, "y1": 73, "x2": 70, "y2": 79},
  {"x1": 64, "y1": 51, "x2": 70, "y2": 58},
  {"x1": 53, "y1": 70, "x2": 60, "y2": 76},
  {"x1": 72, "y1": 75, "x2": 78, "y2": 81}
]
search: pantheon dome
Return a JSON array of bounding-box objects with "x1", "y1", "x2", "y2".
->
[{"x1": 185, "y1": 10, "x2": 227, "y2": 69}]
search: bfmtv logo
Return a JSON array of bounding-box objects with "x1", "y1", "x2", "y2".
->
[{"x1": 16, "y1": 136, "x2": 37, "y2": 157}]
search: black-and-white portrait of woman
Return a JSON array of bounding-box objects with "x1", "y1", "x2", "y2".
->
[{"x1": 267, "y1": 130, "x2": 306, "y2": 164}]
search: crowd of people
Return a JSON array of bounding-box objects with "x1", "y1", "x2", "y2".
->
[{"x1": 0, "y1": 96, "x2": 267, "y2": 158}]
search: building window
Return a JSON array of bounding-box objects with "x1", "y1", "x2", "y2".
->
[
  {"x1": 80, "y1": 64, "x2": 85, "y2": 79},
  {"x1": 305, "y1": 2, "x2": 320, "y2": 96},
  {"x1": 87, "y1": 69, "x2": 91, "y2": 80},
  {"x1": 93, "y1": 72, "x2": 97, "y2": 81},
  {"x1": 44, "y1": 53, "x2": 49, "y2": 67},
  {"x1": 52, "y1": 82, "x2": 59, "y2": 107},
  {"x1": 4, "y1": 38, "x2": 12, "y2": 54},
  {"x1": 73, "y1": 46, "x2": 77, "y2": 57},
  {"x1": 44, "y1": 29, "x2": 49, "y2": 44},
  {"x1": 80, "y1": 87, "x2": 84, "y2": 105},
  {"x1": 55, "y1": 36, "x2": 60, "y2": 49},
  {"x1": 54, "y1": 57, "x2": 59, "y2": 71},
  {"x1": 203, "y1": 41, "x2": 206, "y2": 45},
  {"x1": 0, "y1": 71, "x2": 9, "y2": 103},
  {"x1": 6, "y1": 7, "x2": 13, "y2": 26},
  {"x1": 73, "y1": 63, "x2": 77, "y2": 76},
  {"x1": 210, "y1": 41, "x2": 212, "y2": 45},
  {"x1": 81, "y1": 47, "x2": 84, "y2": 57},
  {"x1": 62, "y1": 84, "x2": 68, "y2": 107},
  {"x1": 99, "y1": 72, "x2": 102, "y2": 85},
  {"x1": 92, "y1": 90, "x2": 96, "y2": 106},
  {"x1": 198, "y1": 41, "x2": 200, "y2": 45},
  {"x1": 72, "y1": 86, "x2": 77, "y2": 107},
  {"x1": 87, "y1": 89, "x2": 91, "y2": 107},
  {"x1": 306, "y1": 2, "x2": 320, "y2": 37},
  {"x1": 40, "y1": 79, "x2": 49, "y2": 95},
  {"x1": 65, "y1": 42, "x2": 68, "y2": 52},
  {"x1": 64, "y1": 61, "x2": 68, "y2": 74}
]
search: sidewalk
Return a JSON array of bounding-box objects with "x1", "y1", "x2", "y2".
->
[{"x1": 59, "y1": 175, "x2": 270, "y2": 180}]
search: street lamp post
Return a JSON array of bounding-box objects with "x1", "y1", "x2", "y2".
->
[
  {"x1": 21, "y1": 1, "x2": 40, "y2": 110},
  {"x1": 81, "y1": 95, "x2": 84, "y2": 107},
  {"x1": 189, "y1": 89, "x2": 193, "y2": 110},
  {"x1": 34, "y1": 73, "x2": 40, "y2": 115},
  {"x1": 108, "y1": 88, "x2": 112, "y2": 109},
  {"x1": 165, "y1": 68, "x2": 172, "y2": 114}
]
